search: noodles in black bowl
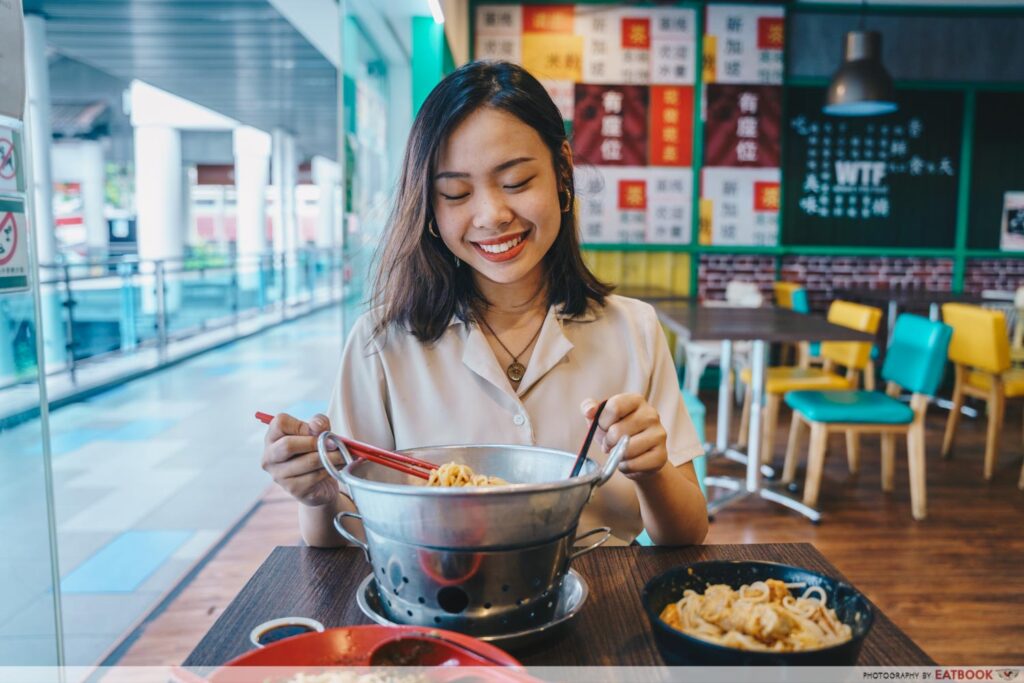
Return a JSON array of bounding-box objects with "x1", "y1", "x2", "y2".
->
[{"x1": 641, "y1": 561, "x2": 874, "y2": 665}]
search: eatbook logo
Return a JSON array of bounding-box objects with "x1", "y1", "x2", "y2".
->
[{"x1": 997, "y1": 671, "x2": 1020, "y2": 682}]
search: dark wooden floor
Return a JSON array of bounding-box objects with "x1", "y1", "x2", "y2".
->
[
  {"x1": 703, "y1": 396, "x2": 1024, "y2": 665},
  {"x1": 114, "y1": 395, "x2": 1024, "y2": 665}
]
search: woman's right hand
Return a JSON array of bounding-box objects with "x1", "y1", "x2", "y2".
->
[{"x1": 261, "y1": 412, "x2": 342, "y2": 507}]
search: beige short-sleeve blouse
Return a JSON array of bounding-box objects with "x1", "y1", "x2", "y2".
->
[{"x1": 327, "y1": 294, "x2": 703, "y2": 545}]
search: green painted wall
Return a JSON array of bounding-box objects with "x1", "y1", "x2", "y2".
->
[{"x1": 412, "y1": 18, "x2": 456, "y2": 116}]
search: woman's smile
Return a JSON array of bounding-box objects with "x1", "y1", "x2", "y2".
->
[{"x1": 470, "y1": 228, "x2": 531, "y2": 262}]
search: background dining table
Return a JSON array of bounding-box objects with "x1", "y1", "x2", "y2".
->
[
  {"x1": 641, "y1": 300, "x2": 874, "y2": 522},
  {"x1": 184, "y1": 543, "x2": 934, "y2": 667}
]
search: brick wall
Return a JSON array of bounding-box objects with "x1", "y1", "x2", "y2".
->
[
  {"x1": 780, "y1": 256, "x2": 954, "y2": 312},
  {"x1": 963, "y1": 259, "x2": 1024, "y2": 295},
  {"x1": 698, "y1": 255, "x2": 777, "y2": 301}
]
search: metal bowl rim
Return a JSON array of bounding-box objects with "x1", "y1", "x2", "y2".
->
[
  {"x1": 341, "y1": 442, "x2": 603, "y2": 496},
  {"x1": 640, "y1": 560, "x2": 875, "y2": 659}
]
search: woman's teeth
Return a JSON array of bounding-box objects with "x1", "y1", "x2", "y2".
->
[{"x1": 478, "y1": 234, "x2": 525, "y2": 254}]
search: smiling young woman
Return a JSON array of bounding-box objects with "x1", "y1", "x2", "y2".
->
[{"x1": 260, "y1": 61, "x2": 709, "y2": 549}]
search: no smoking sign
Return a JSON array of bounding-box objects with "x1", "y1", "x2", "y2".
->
[
  {"x1": 0, "y1": 126, "x2": 22, "y2": 194},
  {"x1": 0, "y1": 198, "x2": 28, "y2": 294}
]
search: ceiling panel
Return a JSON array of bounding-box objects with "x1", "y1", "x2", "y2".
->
[{"x1": 26, "y1": 0, "x2": 338, "y2": 160}]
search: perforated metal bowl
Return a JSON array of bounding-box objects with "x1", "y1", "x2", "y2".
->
[{"x1": 315, "y1": 436, "x2": 628, "y2": 635}]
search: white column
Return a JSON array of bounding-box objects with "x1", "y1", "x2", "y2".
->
[
  {"x1": 23, "y1": 14, "x2": 56, "y2": 266},
  {"x1": 134, "y1": 125, "x2": 183, "y2": 261},
  {"x1": 79, "y1": 141, "x2": 107, "y2": 258},
  {"x1": 271, "y1": 127, "x2": 297, "y2": 255},
  {"x1": 233, "y1": 126, "x2": 271, "y2": 257},
  {"x1": 52, "y1": 141, "x2": 108, "y2": 259},
  {"x1": 311, "y1": 156, "x2": 339, "y2": 249}
]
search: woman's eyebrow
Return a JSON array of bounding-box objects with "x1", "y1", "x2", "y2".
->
[{"x1": 434, "y1": 156, "x2": 535, "y2": 181}]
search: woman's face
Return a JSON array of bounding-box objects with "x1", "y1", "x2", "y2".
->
[{"x1": 433, "y1": 107, "x2": 563, "y2": 291}]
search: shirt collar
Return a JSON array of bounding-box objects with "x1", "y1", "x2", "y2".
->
[
  {"x1": 447, "y1": 301, "x2": 600, "y2": 327},
  {"x1": 459, "y1": 302, "x2": 597, "y2": 398}
]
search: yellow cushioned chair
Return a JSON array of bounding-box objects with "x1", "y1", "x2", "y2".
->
[
  {"x1": 739, "y1": 300, "x2": 882, "y2": 467},
  {"x1": 941, "y1": 303, "x2": 1024, "y2": 488}
]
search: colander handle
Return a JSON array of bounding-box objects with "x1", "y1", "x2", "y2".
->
[
  {"x1": 334, "y1": 511, "x2": 370, "y2": 562},
  {"x1": 318, "y1": 431, "x2": 356, "y2": 485},
  {"x1": 595, "y1": 435, "x2": 630, "y2": 488},
  {"x1": 568, "y1": 526, "x2": 611, "y2": 563}
]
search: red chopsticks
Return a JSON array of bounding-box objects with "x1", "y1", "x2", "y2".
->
[{"x1": 254, "y1": 411, "x2": 438, "y2": 480}]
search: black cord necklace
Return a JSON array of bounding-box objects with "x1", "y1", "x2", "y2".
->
[{"x1": 479, "y1": 314, "x2": 545, "y2": 382}]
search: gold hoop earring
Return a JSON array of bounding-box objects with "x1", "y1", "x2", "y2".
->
[
  {"x1": 560, "y1": 189, "x2": 573, "y2": 213},
  {"x1": 427, "y1": 219, "x2": 439, "y2": 238}
]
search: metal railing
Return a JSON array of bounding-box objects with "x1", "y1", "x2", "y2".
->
[{"x1": 0, "y1": 248, "x2": 354, "y2": 390}]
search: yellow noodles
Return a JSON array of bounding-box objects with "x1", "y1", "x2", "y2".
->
[
  {"x1": 659, "y1": 578, "x2": 853, "y2": 652},
  {"x1": 426, "y1": 462, "x2": 506, "y2": 487}
]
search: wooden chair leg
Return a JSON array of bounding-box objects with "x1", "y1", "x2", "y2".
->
[
  {"x1": 760, "y1": 393, "x2": 781, "y2": 465},
  {"x1": 844, "y1": 431, "x2": 860, "y2": 474},
  {"x1": 907, "y1": 424, "x2": 928, "y2": 521},
  {"x1": 1019, "y1": 458, "x2": 1024, "y2": 490},
  {"x1": 941, "y1": 365, "x2": 964, "y2": 458},
  {"x1": 881, "y1": 433, "x2": 896, "y2": 492},
  {"x1": 738, "y1": 385, "x2": 751, "y2": 448},
  {"x1": 864, "y1": 361, "x2": 876, "y2": 392},
  {"x1": 984, "y1": 382, "x2": 1005, "y2": 480},
  {"x1": 803, "y1": 422, "x2": 828, "y2": 508},
  {"x1": 783, "y1": 413, "x2": 808, "y2": 484}
]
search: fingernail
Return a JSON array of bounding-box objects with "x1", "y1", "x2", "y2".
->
[{"x1": 581, "y1": 399, "x2": 594, "y2": 413}]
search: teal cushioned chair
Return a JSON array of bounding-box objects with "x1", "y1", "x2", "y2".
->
[
  {"x1": 782, "y1": 314, "x2": 952, "y2": 521},
  {"x1": 636, "y1": 390, "x2": 706, "y2": 546}
]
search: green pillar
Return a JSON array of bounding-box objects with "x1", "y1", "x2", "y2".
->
[{"x1": 412, "y1": 18, "x2": 455, "y2": 116}]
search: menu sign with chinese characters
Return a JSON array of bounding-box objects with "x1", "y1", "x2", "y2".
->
[
  {"x1": 699, "y1": 4, "x2": 784, "y2": 246},
  {"x1": 783, "y1": 87, "x2": 963, "y2": 248},
  {"x1": 474, "y1": 4, "x2": 698, "y2": 245},
  {"x1": 703, "y1": 4, "x2": 784, "y2": 85},
  {"x1": 576, "y1": 166, "x2": 692, "y2": 244},
  {"x1": 700, "y1": 168, "x2": 780, "y2": 246}
]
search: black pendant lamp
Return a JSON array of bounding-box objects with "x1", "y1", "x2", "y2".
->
[{"x1": 824, "y1": 28, "x2": 898, "y2": 116}]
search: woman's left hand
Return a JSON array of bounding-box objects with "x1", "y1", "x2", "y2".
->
[{"x1": 581, "y1": 394, "x2": 668, "y2": 480}]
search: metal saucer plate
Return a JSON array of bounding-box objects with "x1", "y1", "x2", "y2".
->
[{"x1": 356, "y1": 568, "x2": 589, "y2": 650}]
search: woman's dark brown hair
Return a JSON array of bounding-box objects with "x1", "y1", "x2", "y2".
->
[{"x1": 372, "y1": 60, "x2": 612, "y2": 342}]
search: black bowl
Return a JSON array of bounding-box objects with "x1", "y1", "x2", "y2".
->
[{"x1": 641, "y1": 561, "x2": 874, "y2": 665}]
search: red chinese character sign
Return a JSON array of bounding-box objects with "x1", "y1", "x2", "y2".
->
[
  {"x1": 703, "y1": 85, "x2": 780, "y2": 168},
  {"x1": 573, "y1": 84, "x2": 648, "y2": 167},
  {"x1": 650, "y1": 86, "x2": 694, "y2": 167}
]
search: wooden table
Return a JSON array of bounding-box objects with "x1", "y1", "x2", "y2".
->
[
  {"x1": 649, "y1": 302, "x2": 874, "y2": 522},
  {"x1": 185, "y1": 544, "x2": 934, "y2": 667}
]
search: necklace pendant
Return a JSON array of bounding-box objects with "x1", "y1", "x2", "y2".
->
[{"x1": 506, "y1": 361, "x2": 526, "y2": 383}]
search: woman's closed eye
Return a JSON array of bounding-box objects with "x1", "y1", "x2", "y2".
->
[
  {"x1": 503, "y1": 175, "x2": 535, "y2": 191},
  {"x1": 439, "y1": 191, "x2": 470, "y2": 201}
]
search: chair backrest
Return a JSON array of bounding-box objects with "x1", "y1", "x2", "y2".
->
[
  {"x1": 820, "y1": 300, "x2": 882, "y2": 370},
  {"x1": 881, "y1": 314, "x2": 953, "y2": 395},
  {"x1": 773, "y1": 282, "x2": 800, "y2": 310},
  {"x1": 941, "y1": 303, "x2": 1010, "y2": 375},
  {"x1": 725, "y1": 280, "x2": 763, "y2": 307},
  {"x1": 791, "y1": 288, "x2": 811, "y2": 314}
]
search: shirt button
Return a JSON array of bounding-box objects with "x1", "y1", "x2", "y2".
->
[{"x1": 513, "y1": 414, "x2": 526, "y2": 426}]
